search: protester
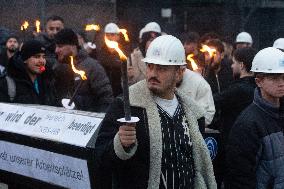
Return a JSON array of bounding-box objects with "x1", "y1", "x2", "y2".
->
[
  {"x1": 273, "y1": 38, "x2": 284, "y2": 51},
  {"x1": 178, "y1": 68, "x2": 215, "y2": 126},
  {"x1": 0, "y1": 40, "x2": 55, "y2": 105},
  {"x1": 54, "y1": 28, "x2": 113, "y2": 112},
  {"x1": 235, "y1": 31, "x2": 253, "y2": 49},
  {"x1": 212, "y1": 47, "x2": 256, "y2": 188},
  {"x1": 95, "y1": 35, "x2": 216, "y2": 189},
  {"x1": 226, "y1": 47, "x2": 284, "y2": 188},
  {"x1": 36, "y1": 15, "x2": 64, "y2": 59},
  {"x1": 0, "y1": 35, "x2": 19, "y2": 74},
  {"x1": 204, "y1": 39, "x2": 233, "y2": 94},
  {"x1": 128, "y1": 22, "x2": 161, "y2": 85},
  {"x1": 214, "y1": 47, "x2": 256, "y2": 142}
]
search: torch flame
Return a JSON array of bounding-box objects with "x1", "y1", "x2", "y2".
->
[
  {"x1": 21, "y1": 21, "x2": 29, "y2": 31},
  {"x1": 119, "y1": 29, "x2": 129, "y2": 42},
  {"x1": 187, "y1": 54, "x2": 199, "y2": 71},
  {"x1": 85, "y1": 24, "x2": 100, "y2": 31},
  {"x1": 70, "y1": 56, "x2": 87, "y2": 80},
  {"x1": 200, "y1": 44, "x2": 216, "y2": 58},
  {"x1": 104, "y1": 36, "x2": 127, "y2": 61},
  {"x1": 35, "y1": 20, "x2": 41, "y2": 33}
]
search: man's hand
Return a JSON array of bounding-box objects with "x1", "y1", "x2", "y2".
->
[{"x1": 118, "y1": 123, "x2": 136, "y2": 148}]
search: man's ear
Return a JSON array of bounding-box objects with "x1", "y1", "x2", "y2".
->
[{"x1": 255, "y1": 77, "x2": 263, "y2": 88}]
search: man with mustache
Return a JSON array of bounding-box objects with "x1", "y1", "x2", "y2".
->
[
  {"x1": 0, "y1": 35, "x2": 19, "y2": 74},
  {"x1": 95, "y1": 35, "x2": 216, "y2": 189}
]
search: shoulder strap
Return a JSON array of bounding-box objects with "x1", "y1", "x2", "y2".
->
[{"x1": 5, "y1": 76, "x2": 16, "y2": 101}]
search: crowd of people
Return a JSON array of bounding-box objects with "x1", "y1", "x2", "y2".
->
[{"x1": 1, "y1": 15, "x2": 284, "y2": 189}]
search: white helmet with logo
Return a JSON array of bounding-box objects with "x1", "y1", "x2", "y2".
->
[
  {"x1": 144, "y1": 22, "x2": 161, "y2": 33},
  {"x1": 104, "y1": 23, "x2": 119, "y2": 34},
  {"x1": 273, "y1": 38, "x2": 284, "y2": 50},
  {"x1": 142, "y1": 35, "x2": 186, "y2": 66},
  {"x1": 236, "y1": 32, "x2": 253, "y2": 44},
  {"x1": 251, "y1": 47, "x2": 284, "y2": 73}
]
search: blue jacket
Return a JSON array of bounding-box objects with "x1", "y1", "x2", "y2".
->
[{"x1": 226, "y1": 88, "x2": 284, "y2": 189}]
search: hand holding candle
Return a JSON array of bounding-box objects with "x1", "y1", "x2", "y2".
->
[{"x1": 104, "y1": 36, "x2": 139, "y2": 123}]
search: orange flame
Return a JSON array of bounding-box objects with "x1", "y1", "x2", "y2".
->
[
  {"x1": 85, "y1": 24, "x2": 100, "y2": 31},
  {"x1": 70, "y1": 56, "x2": 87, "y2": 80},
  {"x1": 200, "y1": 44, "x2": 216, "y2": 58},
  {"x1": 187, "y1": 54, "x2": 199, "y2": 71},
  {"x1": 21, "y1": 21, "x2": 29, "y2": 31},
  {"x1": 35, "y1": 20, "x2": 41, "y2": 33},
  {"x1": 119, "y1": 29, "x2": 129, "y2": 42},
  {"x1": 104, "y1": 36, "x2": 127, "y2": 61}
]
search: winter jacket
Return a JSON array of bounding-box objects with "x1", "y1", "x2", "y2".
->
[
  {"x1": 127, "y1": 48, "x2": 146, "y2": 85},
  {"x1": 95, "y1": 80, "x2": 217, "y2": 189},
  {"x1": 214, "y1": 76, "x2": 256, "y2": 142},
  {"x1": 53, "y1": 50, "x2": 113, "y2": 112},
  {"x1": 225, "y1": 88, "x2": 284, "y2": 189},
  {"x1": 0, "y1": 52, "x2": 56, "y2": 105},
  {"x1": 97, "y1": 44, "x2": 123, "y2": 97},
  {"x1": 205, "y1": 58, "x2": 233, "y2": 94},
  {"x1": 179, "y1": 69, "x2": 215, "y2": 125}
]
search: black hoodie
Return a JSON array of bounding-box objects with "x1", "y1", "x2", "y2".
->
[{"x1": 2, "y1": 52, "x2": 56, "y2": 105}]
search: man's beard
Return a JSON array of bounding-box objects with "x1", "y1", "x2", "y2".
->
[{"x1": 7, "y1": 47, "x2": 17, "y2": 53}]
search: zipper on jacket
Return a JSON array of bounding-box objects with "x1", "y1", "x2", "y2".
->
[{"x1": 216, "y1": 74, "x2": 220, "y2": 93}]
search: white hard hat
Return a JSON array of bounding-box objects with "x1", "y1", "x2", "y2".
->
[
  {"x1": 142, "y1": 35, "x2": 186, "y2": 66},
  {"x1": 139, "y1": 27, "x2": 145, "y2": 39},
  {"x1": 104, "y1": 23, "x2": 119, "y2": 34},
  {"x1": 144, "y1": 22, "x2": 161, "y2": 33},
  {"x1": 251, "y1": 47, "x2": 284, "y2": 73},
  {"x1": 236, "y1": 32, "x2": 253, "y2": 44},
  {"x1": 273, "y1": 38, "x2": 284, "y2": 50}
]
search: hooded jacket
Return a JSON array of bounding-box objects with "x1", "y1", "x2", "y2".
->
[
  {"x1": 95, "y1": 80, "x2": 217, "y2": 189},
  {"x1": 226, "y1": 88, "x2": 284, "y2": 189},
  {"x1": 0, "y1": 52, "x2": 55, "y2": 105},
  {"x1": 53, "y1": 49, "x2": 113, "y2": 112}
]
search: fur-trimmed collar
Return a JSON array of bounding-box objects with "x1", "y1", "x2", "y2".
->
[{"x1": 129, "y1": 80, "x2": 217, "y2": 189}]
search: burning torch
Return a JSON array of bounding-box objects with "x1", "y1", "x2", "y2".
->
[
  {"x1": 200, "y1": 44, "x2": 216, "y2": 77},
  {"x1": 85, "y1": 24, "x2": 100, "y2": 32},
  {"x1": 21, "y1": 21, "x2": 29, "y2": 42},
  {"x1": 35, "y1": 20, "x2": 41, "y2": 33},
  {"x1": 187, "y1": 54, "x2": 199, "y2": 72},
  {"x1": 119, "y1": 29, "x2": 130, "y2": 42},
  {"x1": 62, "y1": 56, "x2": 87, "y2": 110},
  {"x1": 104, "y1": 36, "x2": 139, "y2": 123}
]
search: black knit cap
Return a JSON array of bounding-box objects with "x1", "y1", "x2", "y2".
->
[
  {"x1": 54, "y1": 28, "x2": 79, "y2": 47},
  {"x1": 5, "y1": 34, "x2": 19, "y2": 44},
  {"x1": 21, "y1": 40, "x2": 46, "y2": 61}
]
